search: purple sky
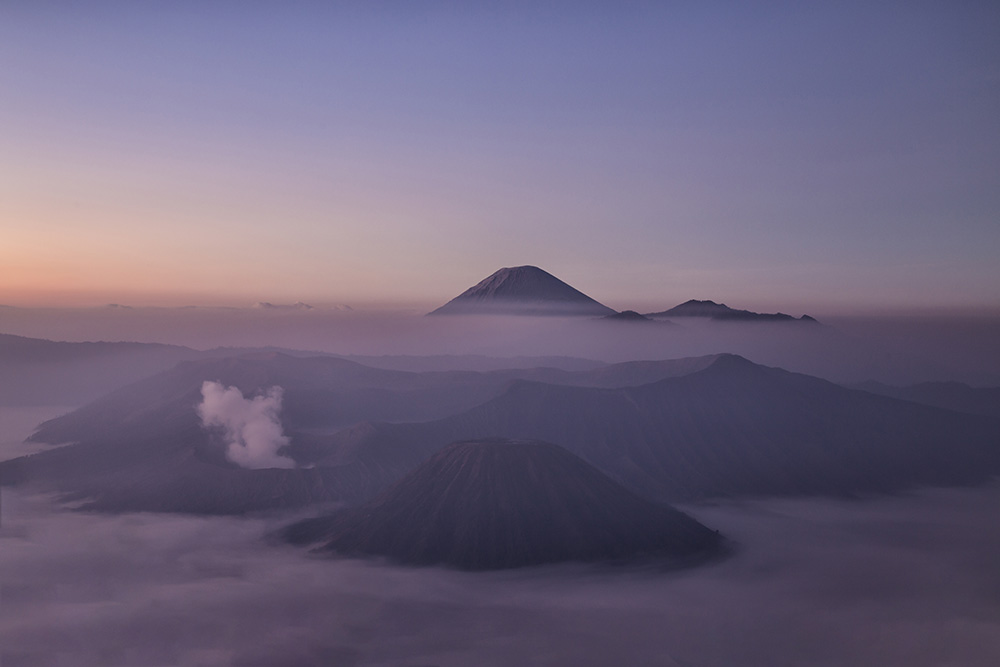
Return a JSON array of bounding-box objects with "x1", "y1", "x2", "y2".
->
[{"x1": 2, "y1": 2, "x2": 998, "y2": 313}]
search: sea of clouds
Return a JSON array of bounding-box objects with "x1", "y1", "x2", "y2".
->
[{"x1": 2, "y1": 483, "x2": 999, "y2": 666}]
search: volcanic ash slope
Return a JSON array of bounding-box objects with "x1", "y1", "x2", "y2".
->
[{"x1": 285, "y1": 439, "x2": 725, "y2": 571}]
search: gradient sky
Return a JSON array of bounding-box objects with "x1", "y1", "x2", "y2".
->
[{"x1": 2, "y1": 2, "x2": 998, "y2": 313}]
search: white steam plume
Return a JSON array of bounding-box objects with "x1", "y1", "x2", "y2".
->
[{"x1": 197, "y1": 381, "x2": 295, "y2": 469}]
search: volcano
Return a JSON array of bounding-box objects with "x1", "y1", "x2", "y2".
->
[
  {"x1": 646, "y1": 299, "x2": 817, "y2": 323},
  {"x1": 285, "y1": 439, "x2": 724, "y2": 570},
  {"x1": 428, "y1": 266, "x2": 615, "y2": 316}
]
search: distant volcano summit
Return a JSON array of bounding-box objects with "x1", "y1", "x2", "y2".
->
[
  {"x1": 646, "y1": 299, "x2": 818, "y2": 323},
  {"x1": 428, "y1": 266, "x2": 615, "y2": 316},
  {"x1": 284, "y1": 439, "x2": 724, "y2": 570}
]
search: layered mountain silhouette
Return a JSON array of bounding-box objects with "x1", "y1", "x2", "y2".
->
[
  {"x1": 646, "y1": 299, "x2": 817, "y2": 323},
  {"x1": 428, "y1": 266, "x2": 615, "y2": 316},
  {"x1": 23, "y1": 352, "x2": 722, "y2": 446},
  {"x1": 5, "y1": 352, "x2": 997, "y2": 514},
  {"x1": 311, "y1": 355, "x2": 1000, "y2": 503},
  {"x1": 0, "y1": 333, "x2": 201, "y2": 406},
  {"x1": 23, "y1": 352, "x2": 508, "y2": 445},
  {"x1": 284, "y1": 439, "x2": 724, "y2": 570},
  {"x1": 0, "y1": 353, "x2": 721, "y2": 513}
]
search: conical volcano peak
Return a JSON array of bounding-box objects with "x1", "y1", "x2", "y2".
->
[
  {"x1": 429, "y1": 266, "x2": 615, "y2": 316},
  {"x1": 284, "y1": 438, "x2": 724, "y2": 570}
]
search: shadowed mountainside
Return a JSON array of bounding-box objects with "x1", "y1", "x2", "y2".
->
[
  {"x1": 850, "y1": 380, "x2": 1000, "y2": 420},
  {"x1": 285, "y1": 439, "x2": 724, "y2": 570},
  {"x1": 4, "y1": 353, "x2": 997, "y2": 514},
  {"x1": 0, "y1": 353, "x2": 721, "y2": 513},
  {"x1": 316, "y1": 355, "x2": 1000, "y2": 503},
  {"x1": 25, "y1": 352, "x2": 722, "y2": 446}
]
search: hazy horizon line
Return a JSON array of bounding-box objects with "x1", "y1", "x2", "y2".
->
[{"x1": 3, "y1": 297, "x2": 1000, "y2": 320}]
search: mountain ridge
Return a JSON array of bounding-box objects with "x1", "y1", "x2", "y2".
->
[
  {"x1": 6, "y1": 353, "x2": 998, "y2": 515},
  {"x1": 646, "y1": 299, "x2": 818, "y2": 323},
  {"x1": 313, "y1": 354, "x2": 1000, "y2": 503}
]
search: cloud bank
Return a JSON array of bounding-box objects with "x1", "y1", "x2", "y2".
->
[
  {"x1": 197, "y1": 381, "x2": 295, "y2": 469},
  {"x1": 2, "y1": 485, "x2": 999, "y2": 666},
  {"x1": 3, "y1": 306, "x2": 1000, "y2": 386}
]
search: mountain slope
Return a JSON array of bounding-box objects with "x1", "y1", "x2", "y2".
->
[
  {"x1": 428, "y1": 266, "x2": 615, "y2": 316},
  {"x1": 285, "y1": 439, "x2": 724, "y2": 570},
  {"x1": 7, "y1": 353, "x2": 997, "y2": 514},
  {"x1": 851, "y1": 380, "x2": 1000, "y2": 420},
  {"x1": 27, "y1": 353, "x2": 723, "y2": 446},
  {"x1": 0, "y1": 333, "x2": 201, "y2": 406},
  {"x1": 317, "y1": 355, "x2": 1000, "y2": 503},
  {"x1": 1, "y1": 353, "x2": 729, "y2": 514}
]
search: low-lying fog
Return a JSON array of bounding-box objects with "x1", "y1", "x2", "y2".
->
[
  {"x1": 3, "y1": 484, "x2": 998, "y2": 667},
  {"x1": 0, "y1": 406, "x2": 75, "y2": 462},
  {"x1": 2, "y1": 305, "x2": 1000, "y2": 384}
]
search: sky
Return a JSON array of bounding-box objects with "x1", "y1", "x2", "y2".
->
[{"x1": 1, "y1": 2, "x2": 998, "y2": 313}]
